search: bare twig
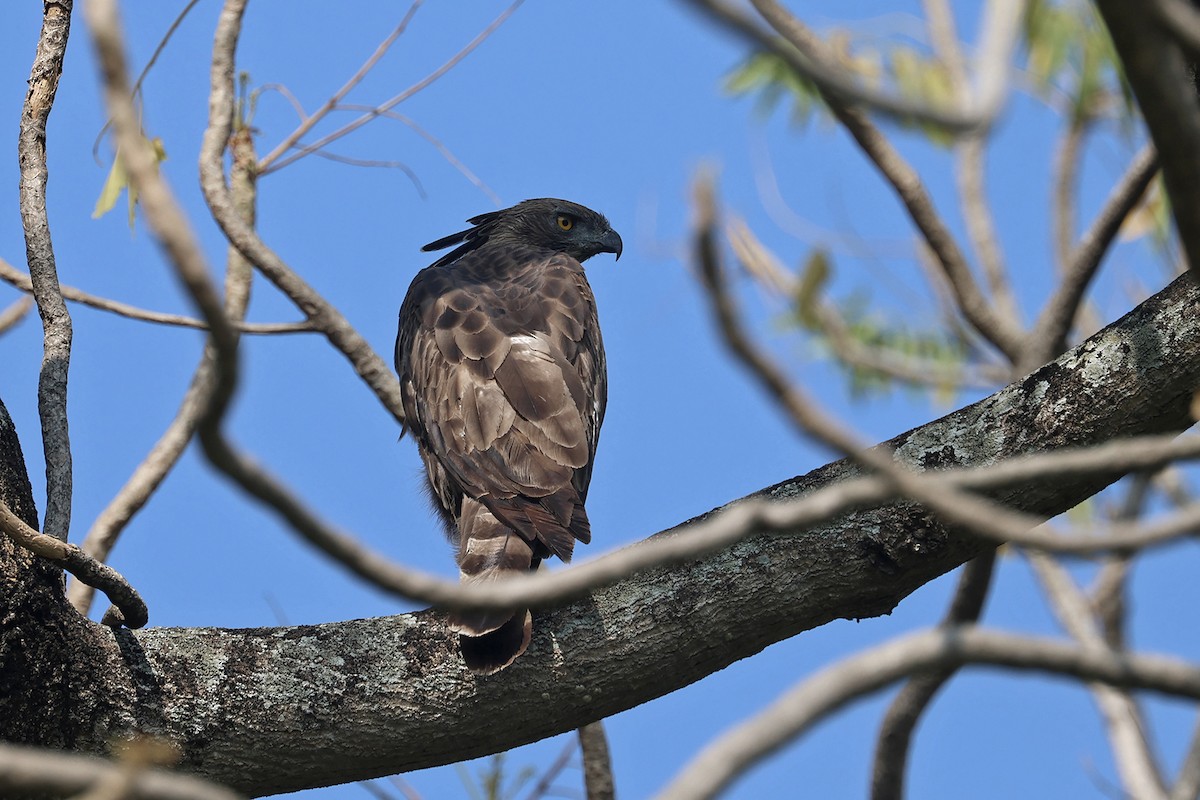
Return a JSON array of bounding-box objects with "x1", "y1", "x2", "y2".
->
[
  {"x1": 696, "y1": 176, "x2": 1200, "y2": 557},
  {"x1": 957, "y1": 138, "x2": 1017, "y2": 328},
  {"x1": 336, "y1": 104, "x2": 502, "y2": 206},
  {"x1": 657, "y1": 626, "x2": 1200, "y2": 800},
  {"x1": 1025, "y1": 145, "x2": 1159, "y2": 369},
  {"x1": 1092, "y1": 472, "x2": 1155, "y2": 650},
  {"x1": 85, "y1": 0, "x2": 241, "y2": 627},
  {"x1": 310, "y1": 149, "x2": 426, "y2": 196},
  {"x1": 20, "y1": 0, "x2": 75, "y2": 541},
  {"x1": 0, "y1": 256, "x2": 312, "y2": 334},
  {"x1": 869, "y1": 552, "x2": 996, "y2": 800},
  {"x1": 68, "y1": 117, "x2": 263, "y2": 617},
  {"x1": 92, "y1": 0, "x2": 205, "y2": 162},
  {"x1": 0, "y1": 495, "x2": 146, "y2": 627},
  {"x1": 67, "y1": 360, "x2": 217, "y2": 615},
  {"x1": 1029, "y1": 552, "x2": 1167, "y2": 799},
  {"x1": 1170, "y1": 719, "x2": 1200, "y2": 800},
  {"x1": 0, "y1": 743, "x2": 240, "y2": 800},
  {"x1": 0, "y1": 296, "x2": 33, "y2": 335},
  {"x1": 923, "y1": 0, "x2": 1020, "y2": 334},
  {"x1": 198, "y1": 1, "x2": 405, "y2": 425},
  {"x1": 261, "y1": 0, "x2": 524, "y2": 175},
  {"x1": 726, "y1": 219, "x2": 1000, "y2": 391},
  {"x1": 688, "y1": 0, "x2": 1025, "y2": 360},
  {"x1": 1052, "y1": 119, "x2": 1088, "y2": 278},
  {"x1": 521, "y1": 738, "x2": 578, "y2": 800},
  {"x1": 579, "y1": 722, "x2": 616, "y2": 800},
  {"x1": 680, "y1": 0, "x2": 1022, "y2": 133},
  {"x1": 257, "y1": 2, "x2": 424, "y2": 170}
]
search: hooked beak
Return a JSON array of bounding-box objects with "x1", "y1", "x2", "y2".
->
[{"x1": 598, "y1": 228, "x2": 623, "y2": 261}]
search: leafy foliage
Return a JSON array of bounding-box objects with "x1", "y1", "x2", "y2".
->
[
  {"x1": 790, "y1": 249, "x2": 968, "y2": 401},
  {"x1": 1023, "y1": 0, "x2": 1135, "y2": 124}
]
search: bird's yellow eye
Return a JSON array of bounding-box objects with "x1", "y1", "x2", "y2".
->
[{"x1": 556, "y1": 215, "x2": 574, "y2": 231}]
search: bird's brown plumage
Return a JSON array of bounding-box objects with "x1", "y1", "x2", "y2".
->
[{"x1": 395, "y1": 199, "x2": 620, "y2": 674}]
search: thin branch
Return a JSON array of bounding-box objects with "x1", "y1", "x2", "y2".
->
[
  {"x1": 1092, "y1": 472, "x2": 1155, "y2": 650},
  {"x1": 67, "y1": 360, "x2": 217, "y2": 615},
  {"x1": 1025, "y1": 145, "x2": 1159, "y2": 368},
  {"x1": 578, "y1": 722, "x2": 616, "y2": 800},
  {"x1": 657, "y1": 626, "x2": 1200, "y2": 800},
  {"x1": 686, "y1": 0, "x2": 1026, "y2": 360},
  {"x1": 521, "y1": 739, "x2": 578, "y2": 800},
  {"x1": 198, "y1": 3, "x2": 406, "y2": 426},
  {"x1": 310, "y1": 148, "x2": 427, "y2": 197},
  {"x1": 85, "y1": 0, "x2": 241, "y2": 621},
  {"x1": 957, "y1": 137, "x2": 1018, "y2": 328},
  {"x1": 20, "y1": 0, "x2": 75, "y2": 541},
  {"x1": 1029, "y1": 552, "x2": 1167, "y2": 799},
  {"x1": 92, "y1": 0, "x2": 205, "y2": 162},
  {"x1": 725, "y1": 219, "x2": 1000, "y2": 391},
  {"x1": 130, "y1": 420, "x2": 1200, "y2": 619},
  {"x1": 336, "y1": 104, "x2": 502, "y2": 206},
  {"x1": 1053, "y1": 119, "x2": 1088, "y2": 280},
  {"x1": 0, "y1": 256, "x2": 313, "y2": 334},
  {"x1": 928, "y1": 0, "x2": 1019, "y2": 332},
  {"x1": 1170, "y1": 719, "x2": 1200, "y2": 800},
  {"x1": 0, "y1": 296, "x2": 33, "y2": 335},
  {"x1": 696, "y1": 176, "x2": 1200, "y2": 558},
  {"x1": 0, "y1": 494, "x2": 146, "y2": 627},
  {"x1": 679, "y1": 0, "x2": 1022, "y2": 133},
  {"x1": 261, "y1": 0, "x2": 524, "y2": 175},
  {"x1": 869, "y1": 552, "x2": 996, "y2": 800},
  {"x1": 68, "y1": 123, "x2": 263, "y2": 617},
  {"x1": 256, "y1": 1, "x2": 425, "y2": 171},
  {"x1": 0, "y1": 743, "x2": 240, "y2": 800}
]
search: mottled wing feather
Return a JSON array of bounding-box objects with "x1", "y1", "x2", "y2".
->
[{"x1": 396, "y1": 245, "x2": 605, "y2": 564}]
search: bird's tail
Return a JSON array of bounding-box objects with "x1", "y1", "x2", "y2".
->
[{"x1": 449, "y1": 499, "x2": 536, "y2": 675}]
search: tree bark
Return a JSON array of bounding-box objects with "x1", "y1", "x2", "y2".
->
[{"x1": 2, "y1": 273, "x2": 1199, "y2": 797}]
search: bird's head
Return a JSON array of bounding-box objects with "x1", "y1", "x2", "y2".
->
[
  {"x1": 422, "y1": 198, "x2": 622, "y2": 268},
  {"x1": 498, "y1": 198, "x2": 623, "y2": 263}
]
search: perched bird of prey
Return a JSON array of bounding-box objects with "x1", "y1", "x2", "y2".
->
[{"x1": 395, "y1": 198, "x2": 622, "y2": 674}]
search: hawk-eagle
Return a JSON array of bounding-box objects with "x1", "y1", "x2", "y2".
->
[{"x1": 395, "y1": 198, "x2": 621, "y2": 674}]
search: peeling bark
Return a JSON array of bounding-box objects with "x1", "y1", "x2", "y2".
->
[{"x1": 1, "y1": 274, "x2": 1199, "y2": 797}]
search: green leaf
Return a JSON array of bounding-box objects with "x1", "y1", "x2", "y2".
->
[
  {"x1": 92, "y1": 154, "x2": 129, "y2": 220},
  {"x1": 795, "y1": 249, "x2": 831, "y2": 330},
  {"x1": 92, "y1": 136, "x2": 168, "y2": 231}
]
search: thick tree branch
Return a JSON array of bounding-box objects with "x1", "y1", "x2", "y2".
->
[{"x1": 3, "y1": 269, "x2": 1199, "y2": 795}]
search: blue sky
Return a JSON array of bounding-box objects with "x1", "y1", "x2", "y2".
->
[{"x1": 1, "y1": 2, "x2": 1196, "y2": 798}]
